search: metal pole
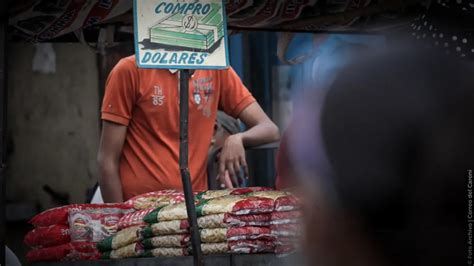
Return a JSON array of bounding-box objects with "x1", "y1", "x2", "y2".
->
[
  {"x1": 0, "y1": 18, "x2": 6, "y2": 266},
  {"x1": 179, "y1": 69, "x2": 203, "y2": 266}
]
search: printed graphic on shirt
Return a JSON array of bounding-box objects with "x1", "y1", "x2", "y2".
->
[
  {"x1": 193, "y1": 77, "x2": 215, "y2": 118},
  {"x1": 151, "y1": 85, "x2": 166, "y2": 106}
]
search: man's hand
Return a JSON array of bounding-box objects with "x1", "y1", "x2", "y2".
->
[
  {"x1": 217, "y1": 102, "x2": 280, "y2": 188},
  {"x1": 218, "y1": 133, "x2": 248, "y2": 188}
]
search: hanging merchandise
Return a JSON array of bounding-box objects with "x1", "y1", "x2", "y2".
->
[
  {"x1": 232, "y1": 0, "x2": 284, "y2": 27},
  {"x1": 226, "y1": 0, "x2": 254, "y2": 16},
  {"x1": 9, "y1": 0, "x2": 132, "y2": 42}
]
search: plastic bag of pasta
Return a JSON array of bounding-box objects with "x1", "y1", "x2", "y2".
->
[
  {"x1": 126, "y1": 190, "x2": 186, "y2": 210},
  {"x1": 198, "y1": 213, "x2": 272, "y2": 229},
  {"x1": 195, "y1": 187, "x2": 273, "y2": 200},
  {"x1": 141, "y1": 220, "x2": 189, "y2": 237},
  {"x1": 69, "y1": 207, "x2": 133, "y2": 243},
  {"x1": 101, "y1": 242, "x2": 144, "y2": 260},
  {"x1": 26, "y1": 242, "x2": 100, "y2": 263},
  {"x1": 97, "y1": 226, "x2": 144, "y2": 252},
  {"x1": 142, "y1": 247, "x2": 188, "y2": 257},
  {"x1": 270, "y1": 210, "x2": 303, "y2": 225},
  {"x1": 196, "y1": 195, "x2": 274, "y2": 217},
  {"x1": 118, "y1": 208, "x2": 154, "y2": 230},
  {"x1": 249, "y1": 191, "x2": 301, "y2": 211},
  {"x1": 270, "y1": 224, "x2": 301, "y2": 237},
  {"x1": 24, "y1": 224, "x2": 70, "y2": 248},
  {"x1": 141, "y1": 234, "x2": 190, "y2": 249},
  {"x1": 200, "y1": 226, "x2": 274, "y2": 243},
  {"x1": 229, "y1": 239, "x2": 276, "y2": 254},
  {"x1": 29, "y1": 203, "x2": 132, "y2": 227},
  {"x1": 200, "y1": 242, "x2": 229, "y2": 255},
  {"x1": 144, "y1": 202, "x2": 189, "y2": 223}
]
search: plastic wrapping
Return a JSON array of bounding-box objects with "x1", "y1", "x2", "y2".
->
[
  {"x1": 118, "y1": 208, "x2": 154, "y2": 230},
  {"x1": 196, "y1": 195, "x2": 275, "y2": 216},
  {"x1": 29, "y1": 203, "x2": 132, "y2": 227},
  {"x1": 270, "y1": 210, "x2": 303, "y2": 225},
  {"x1": 69, "y1": 207, "x2": 133, "y2": 243},
  {"x1": 141, "y1": 234, "x2": 190, "y2": 249},
  {"x1": 141, "y1": 220, "x2": 189, "y2": 237},
  {"x1": 195, "y1": 187, "x2": 273, "y2": 200},
  {"x1": 249, "y1": 191, "x2": 301, "y2": 211},
  {"x1": 142, "y1": 247, "x2": 188, "y2": 257},
  {"x1": 26, "y1": 242, "x2": 100, "y2": 263},
  {"x1": 200, "y1": 226, "x2": 274, "y2": 243},
  {"x1": 229, "y1": 239, "x2": 275, "y2": 253},
  {"x1": 24, "y1": 224, "x2": 70, "y2": 248},
  {"x1": 125, "y1": 190, "x2": 185, "y2": 210},
  {"x1": 101, "y1": 242, "x2": 144, "y2": 260},
  {"x1": 198, "y1": 213, "x2": 272, "y2": 228},
  {"x1": 97, "y1": 226, "x2": 143, "y2": 252}
]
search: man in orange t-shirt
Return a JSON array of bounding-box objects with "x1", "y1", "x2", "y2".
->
[{"x1": 97, "y1": 56, "x2": 279, "y2": 202}]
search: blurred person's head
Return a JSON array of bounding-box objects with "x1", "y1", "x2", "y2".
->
[{"x1": 288, "y1": 44, "x2": 474, "y2": 266}]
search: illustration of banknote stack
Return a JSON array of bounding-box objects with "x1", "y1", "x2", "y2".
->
[{"x1": 149, "y1": 3, "x2": 224, "y2": 51}]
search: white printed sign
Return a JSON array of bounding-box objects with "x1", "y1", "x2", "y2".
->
[{"x1": 134, "y1": 0, "x2": 229, "y2": 69}]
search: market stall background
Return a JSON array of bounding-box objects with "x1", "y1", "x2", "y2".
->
[{"x1": 2, "y1": 0, "x2": 430, "y2": 265}]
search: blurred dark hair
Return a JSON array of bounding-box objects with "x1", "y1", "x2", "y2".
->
[{"x1": 320, "y1": 44, "x2": 474, "y2": 265}]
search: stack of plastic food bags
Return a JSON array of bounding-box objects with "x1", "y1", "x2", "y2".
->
[
  {"x1": 98, "y1": 190, "x2": 189, "y2": 259},
  {"x1": 249, "y1": 190, "x2": 302, "y2": 254},
  {"x1": 24, "y1": 203, "x2": 133, "y2": 263},
  {"x1": 96, "y1": 187, "x2": 302, "y2": 260},
  {"x1": 138, "y1": 187, "x2": 273, "y2": 257},
  {"x1": 195, "y1": 187, "x2": 283, "y2": 255}
]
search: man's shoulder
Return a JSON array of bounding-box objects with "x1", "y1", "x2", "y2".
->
[{"x1": 118, "y1": 55, "x2": 137, "y2": 68}]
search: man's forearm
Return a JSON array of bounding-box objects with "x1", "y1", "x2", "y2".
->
[
  {"x1": 98, "y1": 162, "x2": 124, "y2": 203},
  {"x1": 238, "y1": 121, "x2": 280, "y2": 147}
]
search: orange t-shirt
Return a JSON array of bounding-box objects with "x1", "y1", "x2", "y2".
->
[{"x1": 101, "y1": 55, "x2": 256, "y2": 200}]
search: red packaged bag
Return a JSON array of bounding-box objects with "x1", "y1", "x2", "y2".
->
[
  {"x1": 26, "y1": 242, "x2": 100, "y2": 263},
  {"x1": 126, "y1": 190, "x2": 186, "y2": 210},
  {"x1": 250, "y1": 191, "x2": 301, "y2": 211},
  {"x1": 24, "y1": 225, "x2": 70, "y2": 248},
  {"x1": 270, "y1": 210, "x2": 303, "y2": 225},
  {"x1": 270, "y1": 224, "x2": 301, "y2": 237},
  {"x1": 29, "y1": 203, "x2": 132, "y2": 227},
  {"x1": 228, "y1": 239, "x2": 276, "y2": 253},
  {"x1": 118, "y1": 208, "x2": 154, "y2": 230},
  {"x1": 200, "y1": 226, "x2": 275, "y2": 243},
  {"x1": 198, "y1": 213, "x2": 272, "y2": 229},
  {"x1": 69, "y1": 207, "x2": 133, "y2": 243},
  {"x1": 226, "y1": 226, "x2": 275, "y2": 241}
]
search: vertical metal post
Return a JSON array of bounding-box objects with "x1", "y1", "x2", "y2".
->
[
  {"x1": 0, "y1": 14, "x2": 6, "y2": 266},
  {"x1": 179, "y1": 69, "x2": 203, "y2": 266}
]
